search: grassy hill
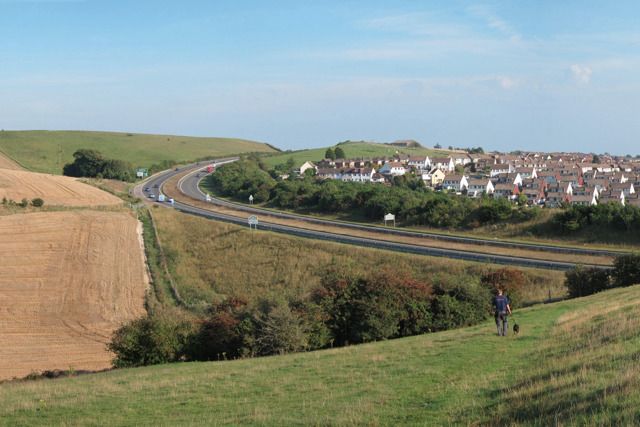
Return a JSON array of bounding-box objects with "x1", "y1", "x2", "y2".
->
[
  {"x1": 260, "y1": 140, "x2": 452, "y2": 168},
  {"x1": 1, "y1": 283, "x2": 639, "y2": 425},
  {"x1": 0, "y1": 130, "x2": 277, "y2": 174}
]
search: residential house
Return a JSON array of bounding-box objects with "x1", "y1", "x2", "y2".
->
[
  {"x1": 342, "y1": 168, "x2": 375, "y2": 183},
  {"x1": 428, "y1": 168, "x2": 446, "y2": 187},
  {"x1": 378, "y1": 161, "x2": 407, "y2": 176},
  {"x1": 431, "y1": 157, "x2": 455, "y2": 172},
  {"x1": 466, "y1": 178, "x2": 494, "y2": 197},
  {"x1": 298, "y1": 161, "x2": 317, "y2": 175},
  {"x1": 442, "y1": 175, "x2": 468, "y2": 192},
  {"x1": 407, "y1": 156, "x2": 431, "y2": 171},
  {"x1": 493, "y1": 183, "x2": 518, "y2": 199}
]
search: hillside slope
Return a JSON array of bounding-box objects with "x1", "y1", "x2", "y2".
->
[
  {"x1": 0, "y1": 168, "x2": 122, "y2": 207},
  {"x1": 0, "y1": 130, "x2": 276, "y2": 174},
  {"x1": 260, "y1": 140, "x2": 451, "y2": 168},
  {"x1": 1, "y1": 284, "x2": 638, "y2": 425}
]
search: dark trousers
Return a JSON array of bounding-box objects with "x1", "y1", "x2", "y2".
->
[{"x1": 495, "y1": 312, "x2": 508, "y2": 336}]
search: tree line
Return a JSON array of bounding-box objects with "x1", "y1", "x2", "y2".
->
[{"x1": 207, "y1": 159, "x2": 539, "y2": 228}]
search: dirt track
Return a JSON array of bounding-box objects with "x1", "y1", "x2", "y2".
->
[
  {"x1": 0, "y1": 168, "x2": 121, "y2": 207},
  {"x1": 0, "y1": 210, "x2": 148, "y2": 380}
]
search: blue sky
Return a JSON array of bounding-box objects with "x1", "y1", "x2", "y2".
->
[{"x1": 1, "y1": 1, "x2": 639, "y2": 153}]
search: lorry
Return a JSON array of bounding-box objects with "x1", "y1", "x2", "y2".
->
[{"x1": 158, "y1": 194, "x2": 166, "y2": 202}]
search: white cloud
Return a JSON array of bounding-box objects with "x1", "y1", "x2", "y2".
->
[
  {"x1": 466, "y1": 5, "x2": 521, "y2": 42},
  {"x1": 570, "y1": 64, "x2": 593, "y2": 84}
]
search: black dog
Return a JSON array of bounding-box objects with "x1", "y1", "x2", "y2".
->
[{"x1": 513, "y1": 322, "x2": 520, "y2": 336}]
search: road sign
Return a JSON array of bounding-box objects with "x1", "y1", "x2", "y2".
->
[
  {"x1": 249, "y1": 194, "x2": 254, "y2": 204},
  {"x1": 248, "y1": 215, "x2": 258, "y2": 230},
  {"x1": 384, "y1": 213, "x2": 396, "y2": 227}
]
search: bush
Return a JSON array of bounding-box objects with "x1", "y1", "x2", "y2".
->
[
  {"x1": 18, "y1": 198, "x2": 29, "y2": 208},
  {"x1": 431, "y1": 281, "x2": 491, "y2": 331},
  {"x1": 108, "y1": 309, "x2": 196, "y2": 368},
  {"x1": 31, "y1": 198, "x2": 44, "y2": 207},
  {"x1": 565, "y1": 266, "x2": 611, "y2": 298},
  {"x1": 311, "y1": 268, "x2": 433, "y2": 345},
  {"x1": 612, "y1": 254, "x2": 640, "y2": 288},
  {"x1": 480, "y1": 268, "x2": 529, "y2": 309}
]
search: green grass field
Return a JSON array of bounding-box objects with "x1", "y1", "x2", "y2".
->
[
  {"x1": 0, "y1": 130, "x2": 276, "y2": 174},
  {"x1": 260, "y1": 140, "x2": 452, "y2": 168},
  {"x1": 1, "y1": 283, "x2": 638, "y2": 425}
]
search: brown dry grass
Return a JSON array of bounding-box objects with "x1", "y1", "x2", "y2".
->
[
  {"x1": 0, "y1": 210, "x2": 148, "y2": 381},
  {"x1": 151, "y1": 207, "x2": 567, "y2": 307},
  {"x1": 0, "y1": 168, "x2": 122, "y2": 207}
]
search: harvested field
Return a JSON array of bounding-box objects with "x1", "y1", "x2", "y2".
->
[
  {"x1": 0, "y1": 211, "x2": 148, "y2": 380},
  {"x1": 0, "y1": 152, "x2": 21, "y2": 170},
  {"x1": 0, "y1": 168, "x2": 121, "y2": 207}
]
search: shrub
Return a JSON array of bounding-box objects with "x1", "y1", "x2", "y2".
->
[
  {"x1": 311, "y1": 268, "x2": 433, "y2": 345},
  {"x1": 612, "y1": 254, "x2": 640, "y2": 288},
  {"x1": 480, "y1": 268, "x2": 529, "y2": 309},
  {"x1": 18, "y1": 198, "x2": 29, "y2": 208},
  {"x1": 31, "y1": 198, "x2": 44, "y2": 207},
  {"x1": 565, "y1": 266, "x2": 610, "y2": 298},
  {"x1": 108, "y1": 309, "x2": 196, "y2": 368},
  {"x1": 431, "y1": 281, "x2": 491, "y2": 331},
  {"x1": 251, "y1": 296, "x2": 309, "y2": 356}
]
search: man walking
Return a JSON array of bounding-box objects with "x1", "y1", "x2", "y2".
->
[{"x1": 493, "y1": 289, "x2": 512, "y2": 336}]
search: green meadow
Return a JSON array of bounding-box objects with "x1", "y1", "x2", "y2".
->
[
  {"x1": 0, "y1": 130, "x2": 276, "y2": 174},
  {"x1": 1, "y1": 284, "x2": 639, "y2": 425},
  {"x1": 260, "y1": 140, "x2": 452, "y2": 168}
]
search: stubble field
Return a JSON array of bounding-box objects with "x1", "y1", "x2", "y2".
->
[
  {"x1": 0, "y1": 210, "x2": 148, "y2": 380},
  {"x1": 0, "y1": 168, "x2": 122, "y2": 207}
]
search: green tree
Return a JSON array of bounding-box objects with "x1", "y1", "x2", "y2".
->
[
  {"x1": 325, "y1": 148, "x2": 336, "y2": 160},
  {"x1": 334, "y1": 146, "x2": 346, "y2": 159},
  {"x1": 612, "y1": 254, "x2": 640, "y2": 287}
]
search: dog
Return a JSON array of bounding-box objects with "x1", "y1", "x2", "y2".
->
[{"x1": 513, "y1": 322, "x2": 520, "y2": 336}]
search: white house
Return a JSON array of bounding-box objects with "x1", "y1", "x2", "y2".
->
[
  {"x1": 341, "y1": 168, "x2": 375, "y2": 183},
  {"x1": 442, "y1": 175, "x2": 469, "y2": 192},
  {"x1": 407, "y1": 156, "x2": 431, "y2": 171},
  {"x1": 466, "y1": 178, "x2": 494, "y2": 197},
  {"x1": 430, "y1": 157, "x2": 455, "y2": 172},
  {"x1": 298, "y1": 161, "x2": 317, "y2": 175},
  {"x1": 379, "y1": 161, "x2": 407, "y2": 176}
]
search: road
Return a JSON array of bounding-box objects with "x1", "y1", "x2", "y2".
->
[{"x1": 135, "y1": 160, "x2": 619, "y2": 271}]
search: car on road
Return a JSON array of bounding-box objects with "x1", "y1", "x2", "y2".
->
[
  {"x1": 144, "y1": 187, "x2": 150, "y2": 192},
  {"x1": 149, "y1": 194, "x2": 156, "y2": 199}
]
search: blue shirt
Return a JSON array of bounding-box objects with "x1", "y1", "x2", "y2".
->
[{"x1": 493, "y1": 295, "x2": 509, "y2": 313}]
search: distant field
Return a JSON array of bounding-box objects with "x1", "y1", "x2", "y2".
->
[
  {"x1": 0, "y1": 168, "x2": 122, "y2": 207},
  {"x1": 260, "y1": 141, "x2": 452, "y2": 168},
  {"x1": 150, "y1": 207, "x2": 565, "y2": 307},
  {"x1": 0, "y1": 130, "x2": 276, "y2": 174},
  {"x1": 1, "y1": 282, "x2": 638, "y2": 425}
]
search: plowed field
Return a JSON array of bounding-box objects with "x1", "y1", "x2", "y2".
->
[
  {"x1": 0, "y1": 168, "x2": 121, "y2": 207},
  {"x1": 0, "y1": 211, "x2": 148, "y2": 380}
]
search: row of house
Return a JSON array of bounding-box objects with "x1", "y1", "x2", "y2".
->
[{"x1": 297, "y1": 151, "x2": 640, "y2": 207}]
